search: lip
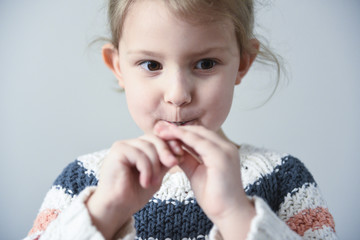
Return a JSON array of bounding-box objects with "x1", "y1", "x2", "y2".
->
[{"x1": 162, "y1": 119, "x2": 197, "y2": 126}]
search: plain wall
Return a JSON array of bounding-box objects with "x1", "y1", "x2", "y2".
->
[{"x1": 1, "y1": 0, "x2": 359, "y2": 239}]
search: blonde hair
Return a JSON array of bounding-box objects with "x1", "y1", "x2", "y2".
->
[{"x1": 106, "y1": 0, "x2": 282, "y2": 101}]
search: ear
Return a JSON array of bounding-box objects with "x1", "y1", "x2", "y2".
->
[
  {"x1": 102, "y1": 43, "x2": 125, "y2": 88},
  {"x1": 235, "y1": 39, "x2": 259, "y2": 85}
]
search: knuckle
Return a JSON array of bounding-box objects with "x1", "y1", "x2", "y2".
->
[
  {"x1": 133, "y1": 147, "x2": 147, "y2": 159},
  {"x1": 198, "y1": 138, "x2": 213, "y2": 148},
  {"x1": 138, "y1": 138, "x2": 154, "y2": 149},
  {"x1": 182, "y1": 129, "x2": 193, "y2": 140},
  {"x1": 108, "y1": 141, "x2": 127, "y2": 158},
  {"x1": 111, "y1": 140, "x2": 124, "y2": 149}
]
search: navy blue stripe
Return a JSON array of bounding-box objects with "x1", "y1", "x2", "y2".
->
[
  {"x1": 134, "y1": 198, "x2": 212, "y2": 239},
  {"x1": 53, "y1": 160, "x2": 98, "y2": 197},
  {"x1": 51, "y1": 155, "x2": 314, "y2": 239},
  {"x1": 245, "y1": 155, "x2": 316, "y2": 212}
]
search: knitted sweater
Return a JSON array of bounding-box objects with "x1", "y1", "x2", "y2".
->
[{"x1": 26, "y1": 144, "x2": 336, "y2": 240}]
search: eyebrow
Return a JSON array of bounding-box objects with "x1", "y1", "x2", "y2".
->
[
  {"x1": 126, "y1": 50, "x2": 163, "y2": 59},
  {"x1": 126, "y1": 46, "x2": 232, "y2": 58},
  {"x1": 191, "y1": 46, "x2": 232, "y2": 56}
]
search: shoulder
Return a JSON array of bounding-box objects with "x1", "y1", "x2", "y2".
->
[
  {"x1": 29, "y1": 150, "x2": 109, "y2": 237},
  {"x1": 239, "y1": 144, "x2": 316, "y2": 212},
  {"x1": 51, "y1": 149, "x2": 109, "y2": 197},
  {"x1": 239, "y1": 144, "x2": 314, "y2": 184}
]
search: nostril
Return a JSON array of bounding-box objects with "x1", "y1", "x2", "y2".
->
[
  {"x1": 164, "y1": 91, "x2": 192, "y2": 107},
  {"x1": 163, "y1": 73, "x2": 192, "y2": 106}
]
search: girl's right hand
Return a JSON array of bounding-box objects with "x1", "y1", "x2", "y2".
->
[{"x1": 85, "y1": 135, "x2": 180, "y2": 240}]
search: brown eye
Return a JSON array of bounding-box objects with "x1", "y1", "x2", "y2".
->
[
  {"x1": 195, "y1": 59, "x2": 216, "y2": 70},
  {"x1": 140, "y1": 61, "x2": 162, "y2": 71}
]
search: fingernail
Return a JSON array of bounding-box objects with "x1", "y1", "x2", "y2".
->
[
  {"x1": 168, "y1": 140, "x2": 184, "y2": 155},
  {"x1": 173, "y1": 146, "x2": 183, "y2": 155}
]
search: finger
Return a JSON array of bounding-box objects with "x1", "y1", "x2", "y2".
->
[
  {"x1": 153, "y1": 122, "x2": 183, "y2": 156},
  {"x1": 167, "y1": 140, "x2": 184, "y2": 156},
  {"x1": 156, "y1": 121, "x2": 234, "y2": 151},
  {"x1": 177, "y1": 125, "x2": 232, "y2": 150},
  {"x1": 181, "y1": 144, "x2": 203, "y2": 164},
  {"x1": 140, "y1": 135, "x2": 179, "y2": 170},
  {"x1": 155, "y1": 123, "x2": 200, "y2": 163},
  {"x1": 117, "y1": 142, "x2": 153, "y2": 188},
  {"x1": 156, "y1": 124, "x2": 220, "y2": 163},
  {"x1": 155, "y1": 121, "x2": 220, "y2": 142},
  {"x1": 177, "y1": 150, "x2": 200, "y2": 179},
  {"x1": 126, "y1": 138, "x2": 161, "y2": 180},
  {"x1": 157, "y1": 122, "x2": 239, "y2": 162}
]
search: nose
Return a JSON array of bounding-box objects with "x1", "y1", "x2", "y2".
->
[{"x1": 163, "y1": 71, "x2": 192, "y2": 107}]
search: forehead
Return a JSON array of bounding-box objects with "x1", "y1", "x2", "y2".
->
[
  {"x1": 126, "y1": 0, "x2": 232, "y2": 25},
  {"x1": 120, "y1": 0, "x2": 238, "y2": 55}
]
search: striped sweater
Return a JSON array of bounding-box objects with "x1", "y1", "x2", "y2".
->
[{"x1": 26, "y1": 144, "x2": 336, "y2": 239}]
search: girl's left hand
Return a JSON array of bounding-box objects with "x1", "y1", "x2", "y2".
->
[{"x1": 155, "y1": 121, "x2": 255, "y2": 239}]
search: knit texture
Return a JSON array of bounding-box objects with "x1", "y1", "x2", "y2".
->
[{"x1": 25, "y1": 144, "x2": 337, "y2": 240}]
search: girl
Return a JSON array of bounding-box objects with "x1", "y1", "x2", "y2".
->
[{"x1": 26, "y1": 0, "x2": 336, "y2": 239}]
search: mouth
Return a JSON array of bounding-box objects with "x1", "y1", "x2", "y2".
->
[{"x1": 164, "y1": 119, "x2": 195, "y2": 126}]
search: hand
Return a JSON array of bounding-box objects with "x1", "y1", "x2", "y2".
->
[
  {"x1": 86, "y1": 134, "x2": 180, "y2": 240},
  {"x1": 155, "y1": 122, "x2": 255, "y2": 240}
]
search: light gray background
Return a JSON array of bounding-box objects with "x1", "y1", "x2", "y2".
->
[{"x1": 1, "y1": 0, "x2": 359, "y2": 239}]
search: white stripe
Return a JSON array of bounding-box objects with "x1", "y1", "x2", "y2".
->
[
  {"x1": 136, "y1": 235, "x2": 210, "y2": 240},
  {"x1": 39, "y1": 186, "x2": 75, "y2": 212},
  {"x1": 303, "y1": 225, "x2": 337, "y2": 239},
  {"x1": 151, "y1": 145, "x2": 288, "y2": 203},
  {"x1": 75, "y1": 145, "x2": 287, "y2": 195},
  {"x1": 77, "y1": 149, "x2": 195, "y2": 203},
  {"x1": 77, "y1": 148, "x2": 109, "y2": 179},
  {"x1": 277, "y1": 182, "x2": 328, "y2": 222},
  {"x1": 240, "y1": 144, "x2": 288, "y2": 188},
  {"x1": 152, "y1": 171, "x2": 195, "y2": 203}
]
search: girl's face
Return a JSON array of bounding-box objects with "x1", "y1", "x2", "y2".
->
[{"x1": 107, "y1": 0, "x2": 253, "y2": 135}]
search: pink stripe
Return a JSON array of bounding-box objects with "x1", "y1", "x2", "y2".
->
[
  {"x1": 28, "y1": 208, "x2": 61, "y2": 236},
  {"x1": 286, "y1": 207, "x2": 335, "y2": 236}
]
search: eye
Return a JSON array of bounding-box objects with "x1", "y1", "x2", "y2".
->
[
  {"x1": 140, "y1": 60, "x2": 162, "y2": 71},
  {"x1": 195, "y1": 59, "x2": 217, "y2": 70}
]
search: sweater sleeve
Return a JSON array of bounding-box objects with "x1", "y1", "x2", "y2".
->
[
  {"x1": 208, "y1": 196, "x2": 301, "y2": 240},
  {"x1": 24, "y1": 156, "x2": 137, "y2": 240},
  {"x1": 25, "y1": 186, "x2": 136, "y2": 240},
  {"x1": 209, "y1": 194, "x2": 336, "y2": 240},
  {"x1": 209, "y1": 147, "x2": 337, "y2": 240}
]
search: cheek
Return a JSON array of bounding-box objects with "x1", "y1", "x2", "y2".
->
[
  {"x1": 125, "y1": 87, "x2": 150, "y2": 123},
  {"x1": 200, "y1": 81, "x2": 235, "y2": 130},
  {"x1": 124, "y1": 83, "x2": 161, "y2": 132}
]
